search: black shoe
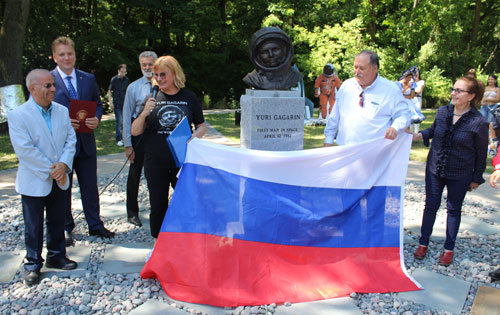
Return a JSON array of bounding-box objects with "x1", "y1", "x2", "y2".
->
[
  {"x1": 24, "y1": 270, "x2": 41, "y2": 286},
  {"x1": 65, "y1": 231, "x2": 74, "y2": 247},
  {"x1": 490, "y1": 267, "x2": 500, "y2": 282},
  {"x1": 45, "y1": 257, "x2": 78, "y2": 270},
  {"x1": 127, "y1": 216, "x2": 142, "y2": 227},
  {"x1": 89, "y1": 227, "x2": 115, "y2": 238}
]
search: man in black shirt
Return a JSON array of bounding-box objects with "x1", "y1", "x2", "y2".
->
[{"x1": 108, "y1": 64, "x2": 130, "y2": 146}]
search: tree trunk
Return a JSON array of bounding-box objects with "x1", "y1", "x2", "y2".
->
[
  {"x1": 449, "y1": 56, "x2": 456, "y2": 82},
  {"x1": 484, "y1": 44, "x2": 497, "y2": 69},
  {"x1": 367, "y1": 0, "x2": 377, "y2": 43},
  {"x1": 404, "y1": 0, "x2": 419, "y2": 62},
  {"x1": 218, "y1": 0, "x2": 228, "y2": 52},
  {"x1": 148, "y1": 9, "x2": 155, "y2": 49},
  {"x1": 471, "y1": 0, "x2": 481, "y2": 45},
  {"x1": 219, "y1": 0, "x2": 227, "y2": 52},
  {"x1": 160, "y1": 10, "x2": 170, "y2": 48},
  {"x1": 409, "y1": 0, "x2": 419, "y2": 28},
  {"x1": 0, "y1": 0, "x2": 30, "y2": 86}
]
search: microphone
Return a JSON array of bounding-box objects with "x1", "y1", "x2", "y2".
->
[{"x1": 152, "y1": 85, "x2": 159, "y2": 99}]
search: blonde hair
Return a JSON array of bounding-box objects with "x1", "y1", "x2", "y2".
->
[
  {"x1": 153, "y1": 56, "x2": 185, "y2": 89},
  {"x1": 52, "y1": 36, "x2": 75, "y2": 53}
]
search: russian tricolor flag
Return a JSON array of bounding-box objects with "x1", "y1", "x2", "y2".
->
[{"x1": 141, "y1": 135, "x2": 421, "y2": 307}]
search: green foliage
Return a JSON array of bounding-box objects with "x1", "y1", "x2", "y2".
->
[
  {"x1": 423, "y1": 66, "x2": 453, "y2": 108},
  {"x1": 8, "y1": 0, "x2": 500, "y2": 110},
  {"x1": 377, "y1": 46, "x2": 407, "y2": 81},
  {"x1": 291, "y1": 18, "x2": 368, "y2": 100}
]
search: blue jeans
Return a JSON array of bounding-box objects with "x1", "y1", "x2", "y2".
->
[
  {"x1": 419, "y1": 168, "x2": 472, "y2": 250},
  {"x1": 114, "y1": 107, "x2": 123, "y2": 142},
  {"x1": 480, "y1": 104, "x2": 498, "y2": 123}
]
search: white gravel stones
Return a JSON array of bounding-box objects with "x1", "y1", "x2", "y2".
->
[{"x1": 0, "y1": 175, "x2": 499, "y2": 314}]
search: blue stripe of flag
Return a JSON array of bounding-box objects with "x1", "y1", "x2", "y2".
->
[{"x1": 162, "y1": 163, "x2": 401, "y2": 248}]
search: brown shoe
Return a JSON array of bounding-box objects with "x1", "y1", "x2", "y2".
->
[
  {"x1": 438, "y1": 251, "x2": 454, "y2": 266},
  {"x1": 414, "y1": 245, "x2": 427, "y2": 260}
]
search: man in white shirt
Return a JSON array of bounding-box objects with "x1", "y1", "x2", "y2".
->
[{"x1": 324, "y1": 50, "x2": 411, "y2": 146}]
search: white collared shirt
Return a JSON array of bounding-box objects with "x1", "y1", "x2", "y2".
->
[
  {"x1": 57, "y1": 66, "x2": 77, "y2": 94},
  {"x1": 324, "y1": 75, "x2": 412, "y2": 146}
]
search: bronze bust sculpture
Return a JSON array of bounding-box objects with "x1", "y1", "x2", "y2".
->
[{"x1": 243, "y1": 27, "x2": 303, "y2": 90}]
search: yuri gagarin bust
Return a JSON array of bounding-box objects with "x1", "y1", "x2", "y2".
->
[{"x1": 243, "y1": 27, "x2": 302, "y2": 90}]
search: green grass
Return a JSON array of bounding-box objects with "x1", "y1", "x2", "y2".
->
[
  {"x1": 0, "y1": 130, "x2": 18, "y2": 170},
  {"x1": 0, "y1": 117, "x2": 124, "y2": 171},
  {"x1": 409, "y1": 109, "x2": 435, "y2": 162},
  {"x1": 94, "y1": 118, "x2": 126, "y2": 155},
  {"x1": 202, "y1": 112, "x2": 241, "y2": 143}
]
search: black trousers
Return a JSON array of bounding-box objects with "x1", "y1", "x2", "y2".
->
[
  {"x1": 144, "y1": 167, "x2": 178, "y2": 238},
  {"x1": 22, "y1": 181, "x2": 67, "y2": 271},
  {"x1": 65, "y1": 152, "x2": 103, "y2": 232},
  {"x1": 126, "y1": 135, "x2": 145, "y2": 218}
]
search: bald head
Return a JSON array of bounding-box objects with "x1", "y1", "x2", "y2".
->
[
  {"x1": 26, "y1": 69, "x2": 51, "y2": 90},
  {"x1": 26, "y1": 69, "x2": 56, "y2": 108}
]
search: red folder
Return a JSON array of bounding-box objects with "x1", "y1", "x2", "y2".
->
[{"x1": 69, "y1": 100, "x2": 97, "y2": 133}]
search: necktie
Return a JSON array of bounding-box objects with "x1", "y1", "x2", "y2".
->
[{"x1": 65, "y1": 76, "x2": 78, "y2": 99}]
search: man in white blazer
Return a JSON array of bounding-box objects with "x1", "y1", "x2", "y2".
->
[{"x1": 8, "y1": 69, "x2": 78, "y2": 286}]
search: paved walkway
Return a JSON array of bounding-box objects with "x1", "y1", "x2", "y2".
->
[{"x1": 1, "y1": 114, "x2": 499, "y2": 314}]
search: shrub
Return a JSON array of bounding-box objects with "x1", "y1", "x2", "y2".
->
[{"x1": 422, "y1": 66, "x2": 453, "y2": 108}]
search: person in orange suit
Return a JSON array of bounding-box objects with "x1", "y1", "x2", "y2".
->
[{"x1": 315, "y1": 63, "x2": 342, "y2": 119}]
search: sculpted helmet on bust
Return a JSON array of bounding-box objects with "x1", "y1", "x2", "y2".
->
[{"x1": 243, "y1": 27, "x2": 303, "y2": 90}]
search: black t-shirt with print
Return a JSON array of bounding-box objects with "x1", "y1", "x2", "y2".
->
[{"x1": 143, "y1": 89, "x2": 204, "y2": 168}]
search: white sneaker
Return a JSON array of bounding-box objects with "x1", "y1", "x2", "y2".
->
[{"x1": 117, "y1": 140, "x2": 124, "y2": 147}]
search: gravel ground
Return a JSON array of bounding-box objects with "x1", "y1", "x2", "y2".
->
[{"x1": 0, "y1": 174, "x2": 499, "y2": 315}]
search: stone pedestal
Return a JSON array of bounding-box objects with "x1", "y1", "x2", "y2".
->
[{"x1": 240, "y1": 89, "x2": 304, "y2": 151}]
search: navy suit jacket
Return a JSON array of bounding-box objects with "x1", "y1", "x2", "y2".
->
[{"x1": 51, "y1": 68, "x2": 103, "y2": 157}]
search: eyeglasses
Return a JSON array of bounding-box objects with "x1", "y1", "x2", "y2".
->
[
  {"x1": 359, "y1": 91, "x2": 364, "y2": 107},
  {"x1": 34, "y1": 83, "x2": 56, "y2": 88},
  {"x1": 154, "y1": 72, "x2": 169, "y2": 78},
  {"x1": 450, "y1": 87, "x2": 471, "y2": 94}
]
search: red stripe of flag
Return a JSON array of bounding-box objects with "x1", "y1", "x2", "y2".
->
[{"x1": 141, "y1": 232, "x2": 420, "y2": 307}]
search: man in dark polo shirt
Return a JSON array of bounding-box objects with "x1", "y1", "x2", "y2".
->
[{"x1": 108, "y1": 64, "x2": 130, "y2": 146}]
